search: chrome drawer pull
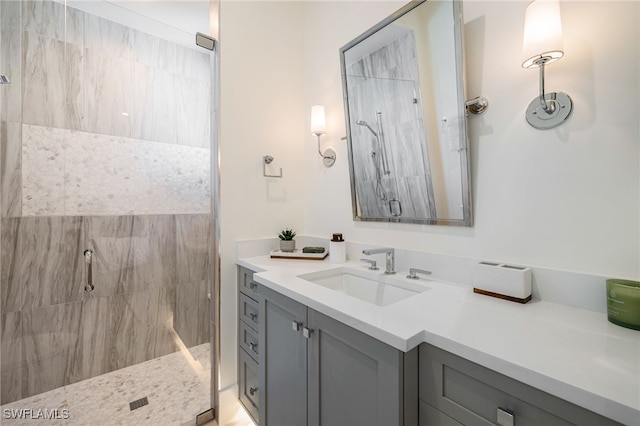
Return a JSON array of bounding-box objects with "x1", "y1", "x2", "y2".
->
[
  {"x1": 497, "y1": 407, "x2": 515, "y2": 426},
  {"x1": 249, "y1": 312, "x2": 257, "y2": 321},
  {"x1": 249, "y1": 387, "x2": 258, "y2": 396},
  {"x1": 249, "y1": 282, "x2": 257, "y2": 290},
  {"x1": 303, "y1": 327, "x2": 314, "y2": 339},
  {"x1": 249, "y1": 342, "x2": 258, "y2": 353},
  {"x1": 292, "y1": 321, "x2": 302, "y2": 331}
]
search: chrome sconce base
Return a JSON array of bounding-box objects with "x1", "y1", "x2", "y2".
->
[
  {"x1": 523, "y1": 54, "x2": 573, "y2": 130},
  {"x1": 525, "y1": 91, "x2": 572, "y2": 130},
  {"x1": 321, "y1": 148, "x2": 336, "y2": 167},
  {"x1": 314, "y1": 132, "x2": 336, "y2": 167}
]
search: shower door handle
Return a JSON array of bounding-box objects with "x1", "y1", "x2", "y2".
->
[{"x1": 84, "y1": 249, "x2": 94, "y2": 292}]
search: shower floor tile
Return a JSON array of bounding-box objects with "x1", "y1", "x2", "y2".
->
[{"x1": 1, "y1": 344, "x2": 211, "y2": 426}]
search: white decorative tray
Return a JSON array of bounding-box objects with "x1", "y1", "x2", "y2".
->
[{"x1": 270, "y1": 249, "x2": 328, "y2": 260}]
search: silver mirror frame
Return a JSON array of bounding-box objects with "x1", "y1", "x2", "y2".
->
[{"x1": 339, "y1": 0, "x2": 473, "y2": 227}]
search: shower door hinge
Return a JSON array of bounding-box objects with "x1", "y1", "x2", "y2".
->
[
  {"x1": 196, "y1": 33, "x2": 216, "y2": 51},
  {"x1": 196, "y1": 407, "x2": 215, "y2": 425}
]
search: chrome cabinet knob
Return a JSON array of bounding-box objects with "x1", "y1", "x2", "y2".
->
[{"x1": 303, "y1": 327, "x2": 314, "y2": 339}]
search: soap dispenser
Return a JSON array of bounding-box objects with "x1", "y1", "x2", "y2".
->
[{"x1": 330, "y1": 233, "x2": 346, "y2": 264}]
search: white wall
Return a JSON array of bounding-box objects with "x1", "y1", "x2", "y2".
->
[
  {"x1": 219, "y1": 0, "x2": 639, "y2": 393},
  {"x1": 219, "y1": 1, "x2": 306, "y2": 389},
  {"x1": 302, "y1": 0, "x2": 639, "y2": 279}
]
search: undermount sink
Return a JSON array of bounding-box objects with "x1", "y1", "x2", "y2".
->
[{"x1": 298, "y1": 267, "x2": 430, "y2": 306}]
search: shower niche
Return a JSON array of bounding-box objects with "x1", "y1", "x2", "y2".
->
[{"x1": 340, "y1": 0, "x2": 475, "y2": 227}]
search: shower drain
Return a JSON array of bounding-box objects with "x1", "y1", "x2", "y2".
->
[{"x1": 129, "y1": 396, "x2": 149, "y2": 411}]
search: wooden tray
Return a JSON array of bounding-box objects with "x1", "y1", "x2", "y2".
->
[{"x1": 270, "y1": 249, "x2": 328, "y2": 260}]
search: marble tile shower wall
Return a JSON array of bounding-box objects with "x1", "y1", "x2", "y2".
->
[
  {"x1": 0, "y1": 0, "x2": 213, "y2": 405},
  {"x1": 0, "y1": 214, "x2": 211, "y2": 404},
  {"x1": 346, "y1": 32, "x2": 437, "y2": 219}
]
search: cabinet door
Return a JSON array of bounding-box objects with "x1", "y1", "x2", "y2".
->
[
  {"x1": 419, "y1": 400, "x2": 462, "y2": 426},
  {"x1": 239, "y1": 348, "x2": 260, "y2": 424},
  {"x1": 419, "y1": 344, "x2": 622, "y2": 426},
  {"x1": 258, "y1": 286, "x2": 308, "y2": 426},
  {"x1": 307, "y1": 309, "x2": 405, "y2": 426}
]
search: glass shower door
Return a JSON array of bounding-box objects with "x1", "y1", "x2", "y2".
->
[{"x1": 0, "y1": 0, "x2": 216, "y2": 424}]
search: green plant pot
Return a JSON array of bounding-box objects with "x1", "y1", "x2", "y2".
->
[
  {"x1": 607, "y1": 279, "x2": 640, "y2": 331},
  {"x1": 280, "y1": 240, "x2": 296, "y2": 253}
]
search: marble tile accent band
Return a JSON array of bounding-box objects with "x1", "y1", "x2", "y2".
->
[{"x1": 21, "y1": 124, "x2": 211, "y2": 217}]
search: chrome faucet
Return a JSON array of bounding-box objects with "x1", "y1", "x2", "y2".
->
[{"x1": 362, "y1": 247, "x2": 395, "y2": 275}]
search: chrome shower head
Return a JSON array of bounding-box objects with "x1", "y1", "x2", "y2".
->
[{"x1": 356, "y1": 120, "x2": 377, "y2": 137}]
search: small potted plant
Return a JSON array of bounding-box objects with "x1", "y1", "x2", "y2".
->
[{"x1": 278, "y1": 228, "x2": 297, "y2": 253}]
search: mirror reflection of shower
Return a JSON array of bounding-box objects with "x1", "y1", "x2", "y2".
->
[
  {"x1": 357, "y1": 114, "x2": 388, "y2": 201},
  {"x1": 356, "y1": 112, "x2": 402, "y2": 216},
  {"x1": 345, "y1": 27, "x2": 437, "y2": 220},
  {"x1": 341, "y1": 0, "x2": 471, "y2": 224}
]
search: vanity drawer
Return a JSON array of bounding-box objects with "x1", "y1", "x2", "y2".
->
[
  {"x1": 419, "y1": 344, "x2": 621, "y2": 426},
  {"x1": 239, "y1": 266, "x2": 259, "y2": 297},
  {"x1": 239, "y1": 348, "x2": 259, "y2": 424},
  {"x1": 239, "y1": 320, "x2": 259, "y2": 362},
  {"x1": 239, "y1": 293, "x2": 260, "y2": 330},
  {"x1": 419, "y1": 399, "x2": 462, "y2": 426}
]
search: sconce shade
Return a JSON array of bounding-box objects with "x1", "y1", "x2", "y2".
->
[
  {"x1": 310, "y1": 105, "x2": 326, "y2": 134},
  {"x1": 522, "y1": 0, "x2": 564, "y2": 68}
]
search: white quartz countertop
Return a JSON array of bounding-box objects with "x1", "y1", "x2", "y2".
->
[{"x1": 237, "y1": 255, "x2": 640, "y2": 425}]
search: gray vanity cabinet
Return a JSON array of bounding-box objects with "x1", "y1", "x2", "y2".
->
[
  {"x1": 239, "y1": 265, "x2": 623, "y2": 426},
  {"x1": 257, "y1": 284, "x2": 416, "y2": 426}
]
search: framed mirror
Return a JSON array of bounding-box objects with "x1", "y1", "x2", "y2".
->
[{"x1": 340, "y1": 0, "x2": 473, "y2": 226}]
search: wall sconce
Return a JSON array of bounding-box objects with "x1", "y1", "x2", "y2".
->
[
  {"x1": 522, "y1": 0, "x2": 572, "y2": 130},
  {"x1": 311, "y1": 105, "x2": 336, "y2": 167}
]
